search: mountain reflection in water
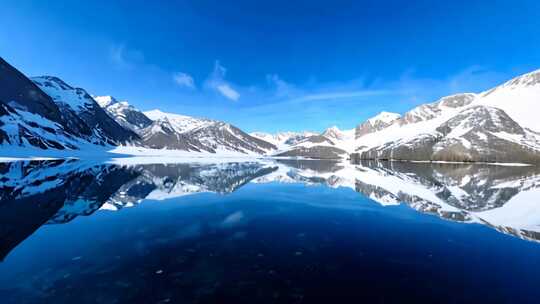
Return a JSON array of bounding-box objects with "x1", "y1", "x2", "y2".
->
[{"x1": 1, "y1": 158, "x2": 540, "y2": 303}]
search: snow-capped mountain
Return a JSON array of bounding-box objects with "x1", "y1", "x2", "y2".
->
[
  {"x1": 0, "y1": 58, "x2": 93, "y2": 150},
  {"x1": 355, "y1": 111, "x2": 401, "y2": 139},
  {"x1": 479, "y1": 69, "x2": 540, "y2": 131},
  {"x1": 322, "y1": 126, "x2": 354, "y2": 141},
  {"x1": 137, "y1": 109, "x2": 277, "y2": 154},
  {"x1": 94, "y1": 95, "x2": 153, "y2": 131},
  {"x1": 271, "y1": 126, "x2": 357, "y2": 159},
  {"x1": 352, "y1": 72, "x2": 540, "y2": 163},
  {"x1": 275, "y1": 134, "x2": 348, "y2": 159},
  {"x1": 0, "y1": 57, "x2": 141, "y2": 151},
  {"x1": 31, "y1": 77, "x2": 139, "y2": 145},
  {"x1": 3, "y1": 53, "x2": 540, "y2": 164},
  {"x1": 250, "y1": 131, "x2": 318, "y2": 148}
]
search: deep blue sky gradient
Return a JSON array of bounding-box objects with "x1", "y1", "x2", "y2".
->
[{"x1": 1, "y1": 0, "x2": 540, "y2": 132}]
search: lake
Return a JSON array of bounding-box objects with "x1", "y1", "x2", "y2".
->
[{"x1": 1, "y1": 159, "x2": 540, "y2": 303}]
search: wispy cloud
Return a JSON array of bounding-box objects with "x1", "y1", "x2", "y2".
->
[
  {"x1": 289, "y1": 90, "x2": 389, "y2": 103},
  {"x1": 216, "y1": 84, "x2": 240, "y2": 101},
  {"x1": 205, "y1": 61, "x2": 240, "y2": 101},
  {"x1": 266, "y1": 74, "x2": 295, "y2": 97},
  {"x1": 173, "y1": 72, "x2": 195, "y2": 89},
  {"x1": 109, "y1": 44, "x2": 144, "y2": 70}
]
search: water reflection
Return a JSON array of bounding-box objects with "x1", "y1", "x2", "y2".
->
[
  {"x1": 2, "y1": 158, "x2": 540, "y2": 261},
  {"x1": 1, "y1": 158, "x2": 540, "y2": 302}
]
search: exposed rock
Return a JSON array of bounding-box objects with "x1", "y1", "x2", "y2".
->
[{"x1": 276, "y1": 145, "x2": 347, "y2": 159}]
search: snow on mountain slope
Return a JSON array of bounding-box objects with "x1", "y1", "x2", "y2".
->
[
  {"x1": 356, "y1": 105, "x2": 540, "y2": 163},
  {"x1": 250, "y1": 131, "x2": 318, "y2": 148},
  {"x1": 322, "y1": 126, "x2": 355, "y2": 141},
  {"x1": 144, "y1": 109, "x2": 215, "y2": 133},
  {"x1": 94, "y1": 96, "x2": 153, "y2": 131},
  {"x1": 274, "y1": 134, "x2": 349, "y2": 159},
  {"x1": 352, "y1": 70, "x2": 540, "y2": 163},
  {"x1": 368, "y1": 111, "x2": 402, "y2": 124},
  {"x1": 138, "y1": 110, "x2": 277, "y2": 154},
  {"x1": 94, "y1": 95, "x2": 116, "y2": 108},
  {"x1": 478, "y1": 69, "x2": 540, "y2": 131},
  {"x1": 0, "y1": 103, "x2": 81, "y2": 149},
  {"x1": 0, "y1": 58, "x2": 102, "y2": 150},
  {"x1": 270, "y1": 126, "x2": 356, "y2": 159},
  {"x1": 31, "y1": 77, "x2": 139, "y2": 145},
  {"x1": 32, "y1": 76, "x2": 95, "y2": 112},
  {"x1": 355, "y1": 111, "x2": 401, "y2": 139},
  {"x1": 400, "y1": 93, "x2": 477, "y2": 125}
]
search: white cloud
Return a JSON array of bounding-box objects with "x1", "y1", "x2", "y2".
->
[
  {"x1": 206, "y1": 61, "x2": 240, "y2": 101},
  {"x1": 216, "y1": 84, "x2": 240, "y2": 101},
  {"x1": 173, "y1": 72, "x2": 195, "y2": 89},
  {"x1": 290, "y1": 90, "x2": 389, "y2": 103},
  {"x1": 266, "y1": 74, "x2": 295, "y2": 97},
  {"x1": 109, "y1": 44, "x2": 144, "y2": 70}
]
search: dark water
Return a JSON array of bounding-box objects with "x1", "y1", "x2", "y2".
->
[{"x1": 1, "y1": 159, "x2": 540, "y2": 303}]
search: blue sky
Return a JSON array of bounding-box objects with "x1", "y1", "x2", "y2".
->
[{"x1": 2, "y1": 0, "x2": 540, "y2": 133}]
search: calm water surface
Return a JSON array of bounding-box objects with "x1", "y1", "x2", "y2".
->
[{"x1": 1, "y1": 159, "x2": 540, "y2": 303}]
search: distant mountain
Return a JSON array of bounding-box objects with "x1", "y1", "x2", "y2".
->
[
  {"x1": 250, "y1": 131, "x2": 318, "y2": 148},
  {"x1": 352, "y1": 72, "x2": 540, "y2": 163},
  {"x1": 94, "y1": 95, "x2": 153, "y2": 131},
  {"x1": 272, "y1": 126, "x2": 355, "y2": 159},
  {"x1": 89, "y1": 104, "x2": 277, "y2": 154},
  {"x1": 2, "y1": 54, "x2": 540, "y2": 163}
]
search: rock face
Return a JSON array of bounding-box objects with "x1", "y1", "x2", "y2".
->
[
  {"x1": 250, "y1": 131, "x2": 318, "y2": 147},
  {"x1": 138, "y1": 110, "x2": 277, "y2": 154},
  {"x1": 0, "y1": 57, "x2": 140, "y2": 150},
  {"x1": 0, "y1": 58, "x2": 94, "y2": 149},
  {"x1": 354, "y1": 106, "x2": 540, "y2": 163},
  {"x1": 355, "y1": 112, "x2": 401, "y2": 139},
  {"x1": 0, "y1": 58, "x2": 68, "y2": 129},
  {"x1": 322, "y1": 126, "x2": 347, "y2": 140},
  {"x1": 272, "y1": 126, "x2": 356, "y2": 159},
  {"x1": 3, "y1": 51, "x2": 540, "y2": 163},
  {"x1": 399, "y1": 93, "x2": 476, "y2": 126},
  {"x1": 32, "y1": 77, "x2": 139, "y2": 145},
  {"x1": 352, "y1": 72, "x2": 540, "y2": 163},
  {"x1": 276, "y1": 145, "x2": 347, "y2": 159},
  {"x1": 94, "y1": 96, "x2": 153, "y2": 131}
]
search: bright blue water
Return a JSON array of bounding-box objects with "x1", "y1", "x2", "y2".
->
[{"x1": 1, "y1": 160, "x2": 540, "y2": 303}]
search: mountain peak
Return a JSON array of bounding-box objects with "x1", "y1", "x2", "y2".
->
[
  {"x1": 325, "y1": 125, "x2": 341, "y2": 132},
  {"x1": 144, "y1": 109, "x2": 191, "y2": 121},
  {"x1": 94, "y1": 95, "x2": 119, "y2": 108},
  {"x1": 322, "y1": 126, "x2": 343, "y2": 140},
  {"x1": 500, "y1": 68, "x2": 540, "y2": 88},
  {"x1": 31, "y1": 76, "x2": 73, "y2": 90},
  {"x1": 367, "y1": 111, "x2": 401, "y2": 124}
]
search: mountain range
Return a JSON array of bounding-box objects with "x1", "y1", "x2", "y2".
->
[{"x1": 1, "y1": 56, "x2": 540, "y2": 163}]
